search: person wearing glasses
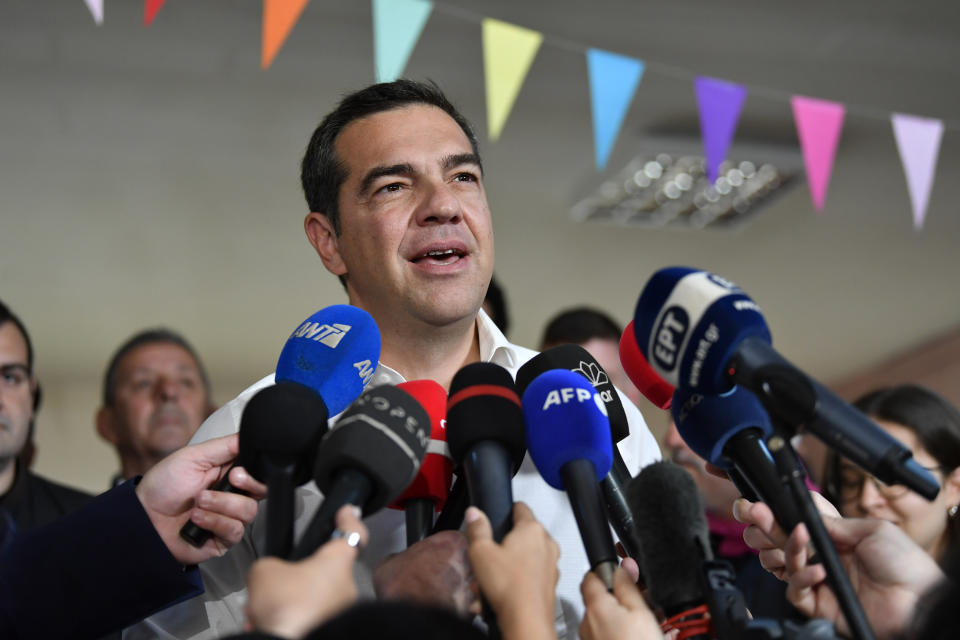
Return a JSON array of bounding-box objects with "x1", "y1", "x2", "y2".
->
[
  {"x1": 0, "y1": 299, "x2": 91, "y2": 531},
  {"x1": 823, "y1": 384, "x2": 960, "y2": 564}
]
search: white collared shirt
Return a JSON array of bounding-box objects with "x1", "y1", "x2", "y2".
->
[{"x1": 126, "y1": 310, "x2": 661, "y2": 640}]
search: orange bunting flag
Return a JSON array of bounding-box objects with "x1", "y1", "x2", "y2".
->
[{"x1": 262, "y1": 0, "x2": 311, "y2": 69}]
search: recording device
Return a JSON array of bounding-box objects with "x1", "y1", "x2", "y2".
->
[
  {"x1": 672, "y1": 385, "x2": 805, "y2": 541},
  {"x1": 291, "y1": 384, "x2": 430, "y2": 560},
  {"x1": 522, "y1": 368, "x2": 618, "y2": 590},
  {"x1": 388, "y1": 380, "x2": 453, "y2": 546},
  {"x1": 632, "y1": 267, "x2": 939, "y2": 499},
  {"x1": 516, "y1": 345, "x2": 644, "y2": 569},
  {"x1": 630, "y1": 461, "x2": 841, "y2": 640},
  {"x1": 445, "y1": 362, "x2": 526, "y2": 543},
  {"x1": 180, "y1": 304, "x2": 381, "y2": 548}
]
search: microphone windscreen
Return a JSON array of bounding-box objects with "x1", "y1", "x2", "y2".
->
[
  {"x1": 389, "y1": 380, "x2": 453, "y2": 511},
  {"x1": 276, "y1": 305, "x2": 381, "y2": 415},
  {"x1": 671, "y1": 386, "x2": 774, "y2": 469},
  {"x1": 446, "y1": 363, "x2": 526, "y2": 471},
  {"x1": 313, "y1": 385, "x2": 429, "y2": 513},
  {"x1": 521, "y1": 368, "x2": 613, "y2": 490},
  {"x1": 517, "y1": 344, "x2": 629, "y2": 443},
  {"x1": 237, "y1": 382, "x2": 329, "y2": 484},
  {"x1": 619, "y1": 321, "x2": 674, "y2": 410},
  {"x1": 629, "y1": 461, "x2": 711, "y2": 615},
  {"x1": 632, "y1": 268, "x2": 770, "y2": 394}
]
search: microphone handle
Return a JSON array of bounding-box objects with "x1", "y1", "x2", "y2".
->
[
  {"x1": 561, "y1": 458, "x2": 618, "y2": 591},
  {"x1": 431, "y1": 475, "x2": 468, "y2": 533},
  {"x1": 461, "y1": 441, "x2": 514, "y2": 543},
  {"x1": 724, "y1": 430, "x2": 804, "y2": 535},
  {"x1": 290, "y1": 468, "x2": 372, "y2": 561},
  {"x1": 600, "y1": 451, "x2": 646, "y2": 584},
  {"x1": 404, "y1": 498, "x2": 434, "y2": 547},
  {"x1": 179, "y1": 466, "x2": 247, "y2": 548},
  {"x1": 726, "y1": 468, "x2": 759, "y2": 502},
  {"x1": 265, "y1": 461, "x2": 297, "y2": 559}
]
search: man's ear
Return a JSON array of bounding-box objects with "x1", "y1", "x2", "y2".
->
[
  {"x1": 304, "y1": 212, "x2": 347, "y2": 277},
  {"x1": 95, "y1": 406, "x2": 119, "y2": 445}
]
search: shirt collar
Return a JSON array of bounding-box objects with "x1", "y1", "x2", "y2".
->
[{"x1": 366, "y1": 309, "x2": 520, "y2": 387}]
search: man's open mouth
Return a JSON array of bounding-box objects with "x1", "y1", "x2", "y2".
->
[{"x1": 412, "y1": 248, "x2": 466, "y2": 265}]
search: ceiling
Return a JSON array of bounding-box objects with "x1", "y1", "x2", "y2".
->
[{"x1": 2, "y1": 0, "x2": 959, "y2": 404}]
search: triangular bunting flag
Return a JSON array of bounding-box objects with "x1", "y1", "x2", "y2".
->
[
  {"x1": 891, "y1": 113, "x2": 944, "y2": 230},
  {"x1": 373, "y1": 0, "x2": 433, "y2": 83},
  {"x1": 587, "y1": 49, "x2": 644, "y2": 171},
  {"x1": 695, "y1": 76, "x2": 747, "y2": 183},
  {"x1": 262, "y1": 0, "x2": 311, "y2": 69},
  {"x1": 791, "y1": 96, "x2": 846, "y2": 212},
  {"x1": 144, "y1": 0, "x2": 166, "y2": 26},
  {"x1": 482, "y1": 18, "x2": 543, "y2": 141},
  {"x1": 85, "y1": 0, "x2": 104, "y2": 25}
]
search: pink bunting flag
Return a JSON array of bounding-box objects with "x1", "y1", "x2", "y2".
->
[
  {"x1": 891, "y1": 113, "x2": 944, "y2": 230},
  {"x1": 145, "y1": 0, "x2": 167, "y2": 26},
  {"x1": 791, "y1": 96, "x2": 846, "y2": 212}
]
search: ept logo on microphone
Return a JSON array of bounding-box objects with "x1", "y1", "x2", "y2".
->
[{"x1": 540, "y1": 386, "x2": 608, "y2": 417}]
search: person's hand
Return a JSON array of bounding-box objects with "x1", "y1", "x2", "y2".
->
[
  {"x1": 465, "y1": 502, "x2": 559, "y2": 639},
  {"x1": 733, "y1": 493, "x2": 839, "y2": 579},
  {"x1": 580, "y1": 567, "x2": 663, "y2": 640},
  {"x1": 780, "y1": 516, "x2": 943, "y2": 639},
  {"x1": 244, "y1": 505, "x2": 368, "y2": 639},
  {"x1": 135, "y1": 434, "x2": 267, "y2": 565},
  {"x1": 373, "y1": 528, "x2": 480, "y2": 617}
]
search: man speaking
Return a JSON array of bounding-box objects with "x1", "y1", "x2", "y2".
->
[{"x1": 132, "y1": 80, "x2": 659, "y2": 640}]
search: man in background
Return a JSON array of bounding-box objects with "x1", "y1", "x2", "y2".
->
[
  {"x1": 0, "y1": 299, "x2": 91, "y2": 530},
  {"x1": 96, "y1": 329, "x2": 214, "y2": 485}
]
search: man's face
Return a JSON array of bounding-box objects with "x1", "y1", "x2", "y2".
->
[
  {"x1": 309, "y1": 105, "x2": 494, "y2": 329},
  {"x1": 0, "y1": 322, "x2": 33, "y2": 463},
  {"x1": 98, "y1": 342, "x2": 209, "y2": 466}
]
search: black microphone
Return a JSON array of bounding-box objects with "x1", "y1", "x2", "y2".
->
[
  {"x1": 522, "y1": 368, "x2": 618, "y2": 589},
  {"x1": 445, "y1": 363, "x2": 526, "y2": 543},
  {"x1": 237, "y1": 382, "x2": 329, "y2": 558},
  {"x1": 516, "y1": 344, "x2": 644, "y2": 571},
  {"x1": 290, "y1": 385, "x2": 429, "y2": 560},
  {"x1": 630, "y1": 461, "x2": 714, "y2": 638}
]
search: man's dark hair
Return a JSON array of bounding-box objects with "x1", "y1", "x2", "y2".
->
[
  {"x1": 300, "y1": 79, "x2": 482, "y2": 237},
  {"x1": 540, "y1": 306, "x2": 622, "y2": 350},
  {"x1": 483, "y1": 275, "x2": 510, "y2": 336},
  {"x1": 102, "y1": 328, "x2": 211, "y2": 406},
  {"x1": 0, "y1": 298, "x2": 35, "y2": 372}
]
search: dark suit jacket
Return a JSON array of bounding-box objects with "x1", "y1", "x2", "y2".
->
[{"x1": 0, "y1": 479, "x2": 203, "y2": 639}]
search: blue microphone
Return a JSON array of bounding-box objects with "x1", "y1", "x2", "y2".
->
[
  {"x1": 633, "y1": 267, "x2": 939, "y2": 499},
  {"x1": 275, "y1": 304, "x2": 381, "y2": 416},
  {"x1": 522, "y1": 368, "x2": 617, "y2": 590},
  {"x1": 672, "y1": 385, "x2": 804, "y2": 536}
]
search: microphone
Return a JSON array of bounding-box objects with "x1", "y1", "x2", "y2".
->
[
  {"x1": 522, "y1": 368, "x2": 618, "y2": 590},
  {"x1": 180, "y1": 304, "x2": 380, "y2": 548},
  {"x1": 672, "y1": 385, "x2": 805, "y2": 538},
  {"x1": 445, "y1": 363, "x2": 526, "y2": 544},
  {"x1": 633, "y1": 267, "x2": 939, "y2": 499},
  {"x1": 630, "y1": 461, "x2": 714, "y2": 639},
  {"x1": 291, "y1": 384, "x2": 430, "y2": 560},
  {"x1": 516, "y1": 345, "x2": 644, "y2": 570},
  {"x1": 388, "y1": 380, "x2": 453, "y2": 547},
  {"x1": 619, "y1": 320, "x2": 674, "y2": 410}
]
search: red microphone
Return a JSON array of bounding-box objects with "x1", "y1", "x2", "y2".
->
[
  {"x1": 619, "y1": 320, "x2": 675, "y2": 410},
  {"x1": 389, "y1": 380, "x2": 454, "y2": 546}
]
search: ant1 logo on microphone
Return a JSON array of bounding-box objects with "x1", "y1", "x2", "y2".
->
[
  {"x1": 353, "y1": 359, "x2": 374, "y2": 385},
  {"x1": 572, "y1": 361, "x2": 614, "y2": 403},
  {"x1": 292, "y1": 322, "x2": 351, "y2": 348},
  {"x1": 541, "y1": 387, "x2": 608, "y2": 416},
  {"x1": 705, "y1": 273, "x2": 739, "y2": 290},
  {"x1": 652, "y1": 307, "x2": 689, "y2": 371}
]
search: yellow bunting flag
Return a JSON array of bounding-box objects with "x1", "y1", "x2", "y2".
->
[
  {"x1": 262, "y1": 0, "x2": 311, "y2": 69},
  {"x1": 482, "y1": 18, "x2": 543, "y2": 141}
]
